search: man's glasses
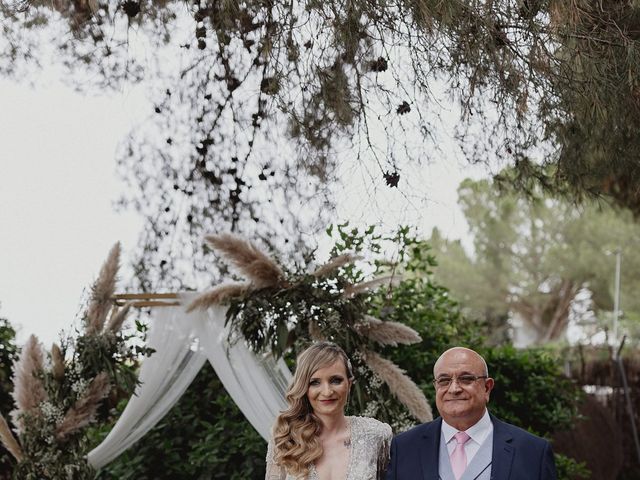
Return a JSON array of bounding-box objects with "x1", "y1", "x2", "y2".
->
[{"x1": 433, "y1": 374, "x2": 488, "y2": 389}]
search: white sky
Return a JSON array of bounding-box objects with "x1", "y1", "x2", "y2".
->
[
  {"x1": 0, "y1": 77, "x2": 145, "y2": 345},
  {"x1": 0, "y1": 70, "x2": 486, "y2": 347}
]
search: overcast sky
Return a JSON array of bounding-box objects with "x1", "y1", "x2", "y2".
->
[
  {"x1": 0, "y1": 77, "x2": 145, "y2": 345},
  {"x1": 0, "y1": 70, "x2": 487, "y2": 347}
]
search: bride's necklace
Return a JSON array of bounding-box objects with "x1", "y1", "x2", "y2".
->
[{"x1": 343, "y1": 418, "x2": 351, "y2": 447}]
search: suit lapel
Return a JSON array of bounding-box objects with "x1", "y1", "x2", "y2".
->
[
  {"x1": 420, "y1": 418, "x2": 442, "y2": 480},
  {"x1": 490, "y1": 415, "x2": 514, "y2": 480}
]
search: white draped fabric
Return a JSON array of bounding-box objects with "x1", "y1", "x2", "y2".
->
[{"x1": 87, "y1": 296, "x2": 292, "y2": 469}]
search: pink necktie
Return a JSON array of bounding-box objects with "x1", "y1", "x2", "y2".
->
[{"x1": 450, "y1": 431, "x2": 471, "y2": 480}]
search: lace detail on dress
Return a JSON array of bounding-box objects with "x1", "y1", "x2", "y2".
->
[
  {"x1": 265, "y1": 416, "x2": 392, "y2": 480},
  {"x1": 265, "y1": 437, "x2": 287, "y2": 480}
]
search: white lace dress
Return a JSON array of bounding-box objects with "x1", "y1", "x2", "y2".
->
[{"x1": 265, "y1": 416, "x2": 392, "y2": 480}]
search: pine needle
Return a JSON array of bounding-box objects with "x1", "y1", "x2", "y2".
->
[
  {"x1": 86, "y1": 243, "x2": 120, "y2": 335},
  {"x1": 105, "y1": 302, "x2": 132, "y2": 333},
  {"x1": 355, "y1": 315, "x2": 422, "y2": 346},
  {"x1": 186, "y1": 282, "x2": 250, "y2": 312},
  {"x1": 55, "y1": 372, "x2": 111, "y2": 441},
  {"x1": 0, "y1": 412, "x2": 22, "y2": 462},
  {"x1": 205, "y1": 234, "x2": 284, "y2": 288},
  {"x1": 343, "y1": 275, "x2": 402, "y2": 298},
  {"x1": 51, "y1": 343, "x2": 65, "y2": 381},
  {"x1": 11, "y1": 334, "x2": 48, "y2": 431},
  {"x1": 363, "y1": 350, "x2": 432, "y2": 422},
  {"x1": 311, "y1": 253, "x2": 362, "y2": 278}
]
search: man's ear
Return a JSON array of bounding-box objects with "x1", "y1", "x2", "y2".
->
[{"x1": 485, "y1": 377, "x2": 495, "y2": 395}]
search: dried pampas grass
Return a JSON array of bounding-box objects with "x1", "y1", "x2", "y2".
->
[
  {"x1": 205, "y1": 234, "x2": 284, "y2": 288},
  {"x1": 308, "y1": 321, "x2": 327, "y2": 341},
  {"x1": 363, "y1": 350, "x2": 432, "y2": 422},
  {"x1": 187, "y1": 282, "x2": 250, "y2": 312},
  {"x1": 86, "y1": 243, "x2": 121, "y2": 335},
  {"x1": 343, "y1": 275, "x2": 402, "y2": 298},
  {"x1": 106, "y1": 302, "x2": 132, "y2": 333},
  {"x1": 11, "y1": 335, "x2": 48, "y2": 430},
  {"x1": 312, "y1": 253, "x2": 362, "y2": 278},
  {"x1": 51, "y1": 343, "x2": 65, "y2": 381},
  {"x1": 355, "y1": 316, "x2": 422, "y2": 346},
  {"x1": 0, "y1": 413, "x2": 22, "y2": 462},
  {"x1": 55, "y1": 372, "x2": 111, "y2": 441}
]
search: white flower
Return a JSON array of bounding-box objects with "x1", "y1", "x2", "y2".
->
[
  {"x1": 40, "y1": 401, "x2": 63, "y2": 423},
  {"x1": 71, "y1": 378, "x2": 88, "y2": 395}
]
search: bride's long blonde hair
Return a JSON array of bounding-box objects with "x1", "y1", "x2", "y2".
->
[{"x1": 272, "y1": 342, "x2": 354, "y2": 478}]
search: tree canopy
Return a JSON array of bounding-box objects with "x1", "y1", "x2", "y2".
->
[
  {"x1": 428, "y1": 177, "x2": 640, "y2": 345},
  {"x1": 4, "y1": 0, "x2": 640, "y2": 287}
]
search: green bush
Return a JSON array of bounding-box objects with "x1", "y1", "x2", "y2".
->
[
  {"x1": 483, "y1": 346, "x2": 581, "y2": 437},
  {"x1": 0, "y1": 317, "x2": 18, "y2": 479}
]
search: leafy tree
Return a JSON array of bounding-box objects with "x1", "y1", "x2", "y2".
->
[
  {"x1": 4, "y1": 1, "x2": 640, "y2": 290},
  {"x1": 428, "y1": 177, "x2": 640, "y2": 345}
]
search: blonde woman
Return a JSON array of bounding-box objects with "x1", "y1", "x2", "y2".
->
[{"x1": 266, "y1": 341, "x2": 392, "y2": 480}]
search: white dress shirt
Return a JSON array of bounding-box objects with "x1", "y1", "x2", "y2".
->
[{"x1": 441, "y1": 409, "x2": 493, "y2": 464}]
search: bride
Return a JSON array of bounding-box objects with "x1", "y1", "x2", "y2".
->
[{"x1": 266, "y1": 341, "x2": 392, "y2": 479}]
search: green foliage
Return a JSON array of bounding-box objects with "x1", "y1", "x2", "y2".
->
[
  {"x1": 481, "y1": 346, "x2": 581, "y2": 438},
  {"x1": 96, "y1": 366, "x2": 267, "y2": 480},
  {"x1": 74, "y1": 330, "x2": 152, "y2": 399},
  {"x1": 0, "y1": 317, "x2": 17, "y2": 416},
  {"x1": 0, "y1": 316, "x2": 18, "y2": 478},
  {"x1": 554, "y1": 452, "x2": 590, "y2": 480},
  {"x1": 225, "y1": 273, "x2": 364, "y2": 359}
]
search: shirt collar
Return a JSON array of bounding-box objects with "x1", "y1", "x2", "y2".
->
[{"x1": 441, "y1": 409, "x2": 492, "y2": 446}]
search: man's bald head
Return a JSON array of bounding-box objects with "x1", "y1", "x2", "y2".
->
[{"x1": 433, "y1": 347, "x2": 488, "y2": 377}]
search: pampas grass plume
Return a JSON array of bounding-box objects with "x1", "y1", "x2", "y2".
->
[
  {"x1": 55, "y1": 372, "x2": 111, "y2": 441},
  {"x1": 0, "y1": 413, "x2": 22, "y2": 462},
  {"x1": 205, "y1": 234, "x2": 284, "y2": 288},
  {"x1": 187, "y1": 282, "x2": 249, "y2": 312},
  {"x1": 11, "y1": 334, "x2": 48, "y2": 431},
  {"x1": 356, "y1": 316, "x2": 422, "y2": 346},
  {"x1": 86, "y1": 243, "x2": 121, "y2": 334},
  {"x1": 312, "y1": 253, "x2": 362, "y2": 278},
  {"x1": 343, "y1": 275, "x2": 402, "y2": 298},
  {"x1": 363, "y1": 350, "x2": 432, "y2": 422},
  {"x1": 106, "y1": 303, "x2": 131, "y2": 333},
  {"x1": 308, "y1": 321, "x2": 326, "y2": 341},
  {"x1": 51, "y1": 343, "x2": 65, "y2": 381}
]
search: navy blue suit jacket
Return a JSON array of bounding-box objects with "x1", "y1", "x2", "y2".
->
[{"x1": 385, "y1": 414, "x2": 557, "y2": 480}]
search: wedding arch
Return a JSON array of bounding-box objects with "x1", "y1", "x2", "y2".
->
[{"x1": 2, "y1": 233, "x2": 432, "y2": 474}]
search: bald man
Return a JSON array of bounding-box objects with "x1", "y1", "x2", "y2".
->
[{"x1": 385, "y1": 347, "x2": 557, "y2": 480}]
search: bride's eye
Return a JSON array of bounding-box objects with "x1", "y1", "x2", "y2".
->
[
  {"x1": 309, "y1": 379, "x2": 320, "y2": 386},
  {"x1": 330, "y1": 377, "x2": 344, "y2": 384}
]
